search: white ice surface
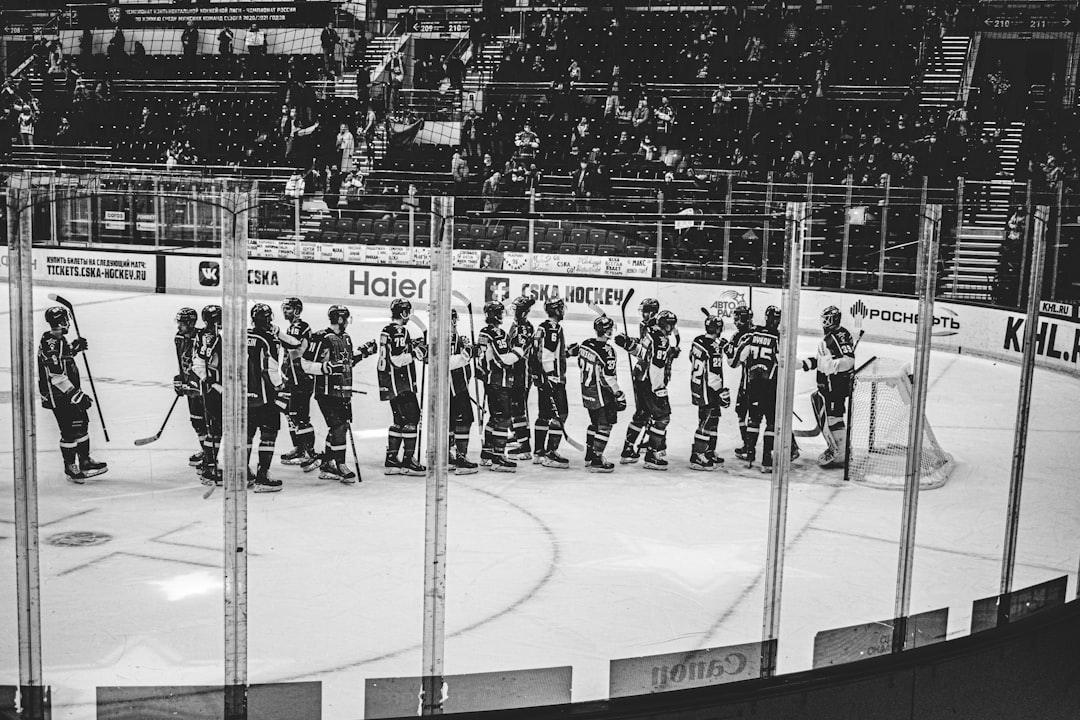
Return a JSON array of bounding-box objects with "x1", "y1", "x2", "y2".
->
[{"x1": 0, "y1": 286, "x2": 1078, "y2": 719}]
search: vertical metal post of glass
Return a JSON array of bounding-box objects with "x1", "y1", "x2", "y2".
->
[
  {"x1": 840, "y1": 175, "x2": 853, "y2": 290},
  {"x1": 7, "y1": 174, "x2": 47, "y2": 720},
  {"x1": 761, "y1": 201, "x2": 806, "y2": 677},
  {"x1": 421, "y1": 195, "x2": 454, "y2": 715},
  {"x1": 999, "y1": 205, "x2": 1049, "y2": 614},
  {"x1": 221, "y1": 185, "x2": 250, "y2": 720},
  {"x1": 1050, "y1": 183, "x2": 1063, "y2": 301},
  {"x1": 952, "y1": 178, "x2": 965, "y2": 296},
  {"x1": 876, "y1": 175, "x2": 892, "y2": 292},
  {"x1": 655, "y1": 191, "x2": 664, "y2": 279},
  {"x1": 761, "y1": 173, "x2": 774, "y2": 284},
  {"x1": 527, "y1": 188, "x2": 537, "y2": 270},
  {"x1": 892, "y1": 203, "x2": 942, "y2": 652},
  {"x1": 722, "y1": 178, "x2": 733, "y2": 282}
]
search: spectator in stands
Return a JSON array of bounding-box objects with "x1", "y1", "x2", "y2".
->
[
  {"x1": 361, "y1": 104, "x2": 378, "y2": 166},
  {"x1": 569, "y1": 117, "x2": 592, "y2": 159},
  {"x1": 388, "y1": 51, "x2": 405, "y2": 113},
  {"x1": 631, "y1": 97, "x2": 652, "y2": 138},
  {"x1": 655, "y1": 96, "x2": 676, "y2": 155},
  {"x1": 482, "y1": 171, "x2": 502, "y2": 215},
  {"x1": 107, "y1": 26, "x2": 126, "y2": 70},
  {"x1": 321, "y1": 23, "x2": 340, "y2": 78},
  {"x1": 182, "y1": 21, "x2": 199, "y2": 60},
  {"x1": 451, "y1": 149, "x2": 470, "y2": 188},
  {"x1": 54, "y1": 115, "x2": 72, "y2": 145},
  {"x1": 479, "y1": 152, "x2": 496, "y2": 182},
  {"x1": 638, "y1": 134, "x2": 659, "y2": 164},
  {"x1": 399, "y1": 6, "x2": 420, "y2": 34},
  {"x1": 462, "y1": 109, "x2": 484, "y2": 160},
  {"x1": 80, "y1": 29, "x2": 93, "y2": 59},
  {"x1": 444, "y1": 54, "x2": 465, "y2": 92},
  {"x1": 246, "y1": 24, "x2": 267, "y2": 56},
  {"x1": 571, "y1": 157, "x2": 594, "y2": 211},
  {"x1": 524, "y1": 163, "x2": 543, "y2": 196},
  {"x1": 337, "y1": 123, "x2": 356, "y2": 173},
  {"x1": 514, "y1": 121, "x2": 539, "y2": 161},
  {"x1": 17, "y1": 104, "x2": 35, "y2": 146},
  {"x1": 343, "y1": 31, "x2": 359, "y2": 71},
  {"x1": 609, "y1": 129, "x2": 635, "y2": 167},
  {"x1": 219, "y1": 27, "x2": 235, "y2": 55}
]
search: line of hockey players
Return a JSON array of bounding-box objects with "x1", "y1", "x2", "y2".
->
[{"x1": 37, "y1": 294, "x2": 854, "y2": 487}]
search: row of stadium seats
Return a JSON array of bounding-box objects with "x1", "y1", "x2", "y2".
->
[{"x1": 74, "y1": 53, "x2": 327, "y2": 82}]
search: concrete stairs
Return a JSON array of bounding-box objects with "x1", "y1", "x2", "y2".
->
[{"x1": 919, "y1": 36, "x2": 972, "y2": 108}]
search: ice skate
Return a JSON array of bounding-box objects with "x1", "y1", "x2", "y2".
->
[
  {"x1": 65, "y1": 464, "x2": 86, "y2": 484},
  {"x1": 818, "y1": 448, "x2": 845, "y2": 469},
  {"x1": 689, "y1": 452, "x2": 715, "y2": 472},
  {"x1": 707, "y1": 451, "x2": 725, "y2": 467},
  {"x1": 587, "y1": 456, "x2": 615, "y2": 473},
  {"x1": 479, "y1": 449, "x2": 494, "y2": 466},
  {"x1": 644, "y1": 450, "x2": 668, "y2": 471},
  {"x1": 541, "y1": 451, "x2": 570, "y2": 469},
  {"x1": 400, "y1": 457, "x2": 427, "y2": 477},
  {"x1": 507, "y1": 442, "x2": 533, "y2": 461},
  {"x1": 79, "y1": 456, "x2": 108, "y2": 478},
  {"x1": 188, "y1": 451, "x2": 204, "y2": 468},
  {"x1": 453, "y1": 454, "x2": 479, "y2": 475},
  {"x1": 532, "y1": 451, "x2": 547, "y2": 464},
  {"x1": 253, "y1": 472, "x2": 283, "y2": 493},
  {"x1": 734, "y1": 446, "x2": 755, "y2": 462},
  {"x1": 335, "y1": 462, "x2": 357, "y2": 484},
  {"x1": 489, "y1": 455, "x2": 517, "y2": 473},
  {"x1": 202, "y1": 466, "x2": 223, "y2": 486},
  {"x1": 760, "y1": 462, "x2": 774, "y2": 474},
  {"x1": 619, "y1": 445, "x2": 640, "y2": 464},
  {"x1": 384, "y1": 455, "x2": 403, "y2": 475},
  {"x1": 300, "y1": 452, "x2": 322, "y2": 473},
  {"x1": 280, "y1": 447, "x2": 307, "y2": 465}
]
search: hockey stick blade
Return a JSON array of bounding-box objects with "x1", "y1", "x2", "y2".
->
[
  {"x1": 409, "y1": 315, "x2": 428, "y2": 333},
  {"x1": 587, "y1": 302, "x2": 606, "y2": 317},
  {"x1": 202, "y1": 485, "x2": 216, "y2": 499},
  {"x1": 619, "y1": 288, "x2": 635, "y2": 334},
  {"x1": 794, "y1": 426, "x2": 821, "y2": 438},
  {"x1": 133, "y1": 395, "x2": 181, "y2": 446},
  {"x1": 701, "y1": 307, "x2": 712, "y2": 317},
  {"x1": 561, "y1": 431, "x2": 585, "y2": 452},
  {"x1": 450, "y1": 290, "x2": 473, "y2": 312}
]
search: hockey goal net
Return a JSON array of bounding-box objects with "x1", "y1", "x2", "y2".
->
[{"x1": 845, "y1": 357, "x2": 954, "y2": 489}]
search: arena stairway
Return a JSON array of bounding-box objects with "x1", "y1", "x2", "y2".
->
[
  {"x1": 942, "y1": 120, "x2": 1024, "y2": 300},
  {"x1": 918, "y1": 35, "x2": 973, "y2": 108},
  {"x1": 461, "y1": 35, "x2": 514, "y2": 109}
]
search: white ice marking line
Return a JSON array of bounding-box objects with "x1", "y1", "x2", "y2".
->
[{"x1": 75, "y1": 485, "x2": 196, "y2": 503}]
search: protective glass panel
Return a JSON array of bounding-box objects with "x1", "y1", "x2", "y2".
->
[{"x1": 22, "y1": 176, "x2": 226, "y2": 717}]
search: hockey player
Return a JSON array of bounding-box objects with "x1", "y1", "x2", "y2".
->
[
  {"x1": 448, "y1": 309, "x2": 479, "y2": 475},
  {"x1": 689, "y1": 312, "x2": 731, "y2": 471},
  {"x1": 192, "y1": 304, "x2": 223, "y2": 485},
  {"x1": 278, "y1": 297, "x2": 316, "y2": 467},
  {"x1": 377, "y1": 299, "x2": 428, "y2": 476},
  {"x1": 477, "y1": 300, "x2": 525, "y2": 471},
  {"x1": 620, "y1": 296, "x2": 660, "y2": 462},
  {"x1": 507, "y1": 295, "x2": 536, "y2": 459},
  {"x1": 732, "y1": 305, "x2": 783, "y2": 472},
  {"x1": 726, "y1": 304, "x2": 755, "y2": 454},
  {"x1": 300, "y1": 305, "x2": 378, "y2": 482},
  {"x1": 578, "y1": 314, "x2": 625, "y2": 473},
  {"x1": 533, "y1": 297, "x2": 572, "y2": 468},
  {"x1": 801, "y1": 305, "x2": 856, "y2": 468},
  {"x1": 248, "y1": 304, "x2": 284, "y2": 492},
  {"x1": 173, "y1": 307, "x2": 207, "y2": 470},
  {"x1": 38, "y1": 306, "x2": 107, "y2": 483},
  {"x1": 615, "y1": 309, "x2": 676, "y2": 470}
]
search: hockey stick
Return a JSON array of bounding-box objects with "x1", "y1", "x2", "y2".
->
[
  {"x1": 49, "y1": 293, "x2": 109, "y2": 442},
  {"x1": 409, "y1": 315, "x2": 429, "y2": 452},
  {"x1": 560, "y1": 428, "x2": 585, "y2": 452},
  {"x1": 451, "y1": 290, "x2": 485, "y2": 430},
  {"x1": 350, "y1": 388, "x2": 369, "y2": 395},
  {"x1": 347, "y1": 421, "x2": 363, "y2": 483},
  {"x1": 587, "y1": 302, "x2": 606, "y2": 317},
  {"x1": 134, "y1": 395, "x2": 181, "y2": 446},
  {"x1": 619, "y1": 288, "x2": 634, "y2": 335}
]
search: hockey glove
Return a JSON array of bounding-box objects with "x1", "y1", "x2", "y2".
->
[
  {"x1": 669, "y1": 345, "x2": 681, "y2": 360},
  {"x1": 801, "y1": 357, "x2": 817, "y2": 372},
  {"x1": 353, "y1": 340, "x2": 378, "y2": 364},
  {"x1": 613, "y1": 333, "x2": 630, "y2": 350},
  {"x1": 274, "y1": 388, "x2": 291, "y2": 411},
  {"x1": 69, "y1": 389, "x2": 93, "y2": 410},
  {"x1": 70, "y1": 337, "x2": 88, "y2": 354},
  {"x1": 322, "y1": 361, "x2": 346, "y2": 376},
  {"x1": 173, "y1": 374, "x2": 186, "y2": 396},
  {"x1": 719, "y1": 387, "x2": 731, "y2": 408},
  {"x1": 566, "y1": 342, "x2": 580, "y2": 357},
  {"x1": 412, "y1": 341, "x2": 429, "y2": 361},
  {"x1": 615, "y1": 391, "x2": 627, "y2": 411}
]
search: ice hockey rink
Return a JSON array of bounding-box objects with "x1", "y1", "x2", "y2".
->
[{"x1": 1, "y1": 285, "x2": 1078, "y2": 720}]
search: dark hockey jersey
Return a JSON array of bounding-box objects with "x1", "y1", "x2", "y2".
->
[
  {"x1": 689, "y1": 334, "x2": 726, "y2": 407},
  {"x1": 247, "y1": 327, "x2": 282, "y2": 407},
  {"x1": 377, "y1": 321, "x2": 418, "y2": 400},
  {"x1": 174, "y1": 330, "x2": 199, "y2": 384},
  {"x1": 302, "y1": 328, "x2": 355, "y2": 398},
  {"x1": 281, "y1": 317, "x2": 312, "y2": 389},
  {"x1": 577, "y1": 337, "x2": 619, "y2": 410},
  {"x1": 733, "y1": 326, "x2": 779, "y2": 386},
  {"x1": 450, "y1": 331, "x2": 473, "y2": 397},
  {"x1": 813, "y1": 326, "x2": 856, "y2": 395},
  {"x1": 508, "y1": 318, "x2": 534, "y2": 388},
  {"x1": 534, "y1": 319, "x2": 567, "y2": 384},
  {"x1": 625, "y1": 324, "x2": 672, "y2": 395},
  {"x1": 478, "y1": 323, "x2": 519, "y2": 388},
  {"x1": 37, "y1": 332, "x2": 80, "y2": 409}
]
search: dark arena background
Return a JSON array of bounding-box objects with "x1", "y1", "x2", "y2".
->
[{"x1": 1, "y1": 1, "x2": 1080, "y2": 719}]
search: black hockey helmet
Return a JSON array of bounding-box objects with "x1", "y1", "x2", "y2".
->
[
  {"x1": 251, "y1": 303, "x2": 273, "y2": 328},
  {"x1": 594, "y1": 314, "x2": 615, "y2": 337},
  {"x1": 328, "y1": 304, "x2": 351, "y2": 326},
  {"x1": 821, "y1": 305, "x2": 842, "y2": 332},
  {"x1": 544, "y1": 296, "x2": 565, "y2": 320},
  {"x1": 511, "y1": 295, "x2": 535, "y2": 321},
  {"x1": 451, "y1": 308, "x2": 459, "y2": 325},
  {"x1": 655, "y1": 309, "x2": 677, "y2": 332},
  {"x1": 484, "y1": 300, "x2": 505, "y2": 324},
  {"x1": 765, "y1": 305, "x2": 781, "y2": 329},
  {"x1": 45, "y1": 306, "x2": 70, "y2": 331},
  {"x1": 639, "y1": 297, "x2": 660, "y2": 320},
  {"x1": 391, "y1": 298, "x2": 412, "y2": 320},
  {"x1": 282, "y1": 297, "x2": 303, "y2": 320},
  {"x1": 704, "y1": 313, "x2": 723, "y2": 336},
  {"x1": 733, "y1": 304, "x2": 752, "y2": 330},
  {"x1": 202, "y1": 304, "x2": 222, "y2": 326},
  {"x1": 175, "y1": 307, "x2": 197, "y2": 326}
]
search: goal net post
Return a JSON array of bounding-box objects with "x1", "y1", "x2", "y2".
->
[{"x1": 844, "y1": 356, "x2": 954, "y2": 489}]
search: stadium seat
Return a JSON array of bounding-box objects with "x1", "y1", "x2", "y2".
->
[
  {"x1": 578, "y1": 242, "x2": 596, "y2": 256},
  {"x1": 373, "y1": 219, "x2": 391, "y2": 238},
  {"x1": 570, "y1": 228, "x2": 589, "y2": 247},
  {"x1": 337, "y1": 218, "x2": 355, "y2": 234},
  {"x1": 354, "y1": 218, "x2": 373, "y2": 235},
  {"x1": 321, "y1": 232, "x2": 341, "y2": 245},
  {"x1": 474, "y1": 238, "x2": 494, "y2": 252},
  {"x1": 358, "y1": 233, "x2": 376, "y2": 245},
  {"x1": 303, "y1": 231, "x2": 321, "y2": 244},
  {"x1": 534, "y1": 241, "x2": 554, "y2": 254},
  {"x1": 496, "y1": 239, "x2": 514, "y2": 253},
  {"x1": 589, "y1": 230, "x2": 608, "y2": 247},
  {"x1": 342, "y1": 233, "x2": 359, "y2": 245},
  {"x1": 560, "y1": 243, "x2": 578, "y2": 255}
]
